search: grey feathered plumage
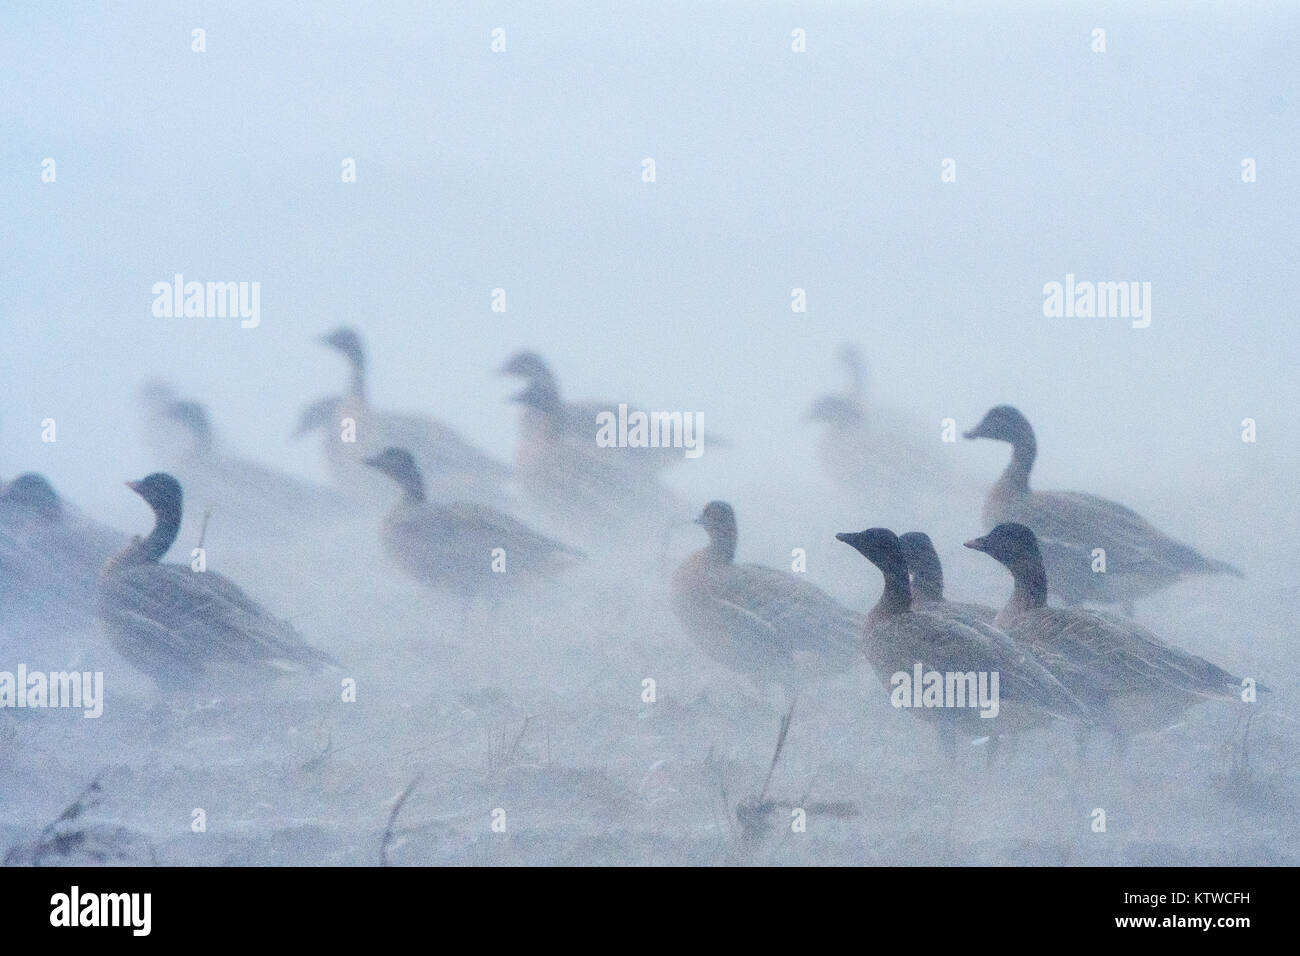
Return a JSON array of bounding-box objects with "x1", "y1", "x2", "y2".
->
[
  {"x1": 97, "y1": 473, "x2": 336, "y2": 689},
  {"x1": 965, "y1": 405, "x2": 1243, "y2": 607}
]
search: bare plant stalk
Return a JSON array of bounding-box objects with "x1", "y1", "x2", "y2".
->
[{"x1": 380, "y1": 775, "x2": 422, "y2": 866}]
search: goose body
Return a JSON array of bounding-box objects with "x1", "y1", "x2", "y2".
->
[
  {"x1": 965, "y1": 406, "x2": 1242, "y2": 606},
  {"x1": 836, "y1": 528, "x2": 1087, "y2": 745},
  {"x1": 364, "y1": 447, "x2": 580, "y2": 601},
  {"x1": 500, "y1": 351, "x2": 695, "y2": 474},
  {"x1": 298, "y1": 328, "x2": 510, "y2": 506},
  {"x1": 96, "y1": 474, "x2": 335, "y2": 689},
  {"x1": 140, "y1": 384, "x2": 350, "y2": 533},
  {"x1": 805, "y1": 346, "x2": 964, "y2": 514},
  {"x1": 965, "y1": 522, "x2": 1253, "y2": 741},
  {"x1": 671, "y1": 502, "x2": 863, "y2": 692},
  {"x1": 501, "y1": 355, "x2": 683, "y2": 531}
]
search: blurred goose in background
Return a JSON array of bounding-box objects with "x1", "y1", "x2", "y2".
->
[
  {"x1": 1, "y1": 474, "x2": 126, "y2": 639},
  {"x1": 965, "y1": 522, "x2": 1256, "y2": 748},
  {"x1": 501, "y1": 359, "x2": 685, "y2": 537},
  {"x1": 363, "y1": 447, "x2": 581, "y2": 606},
  {"x1": 671, "y1": 501, "x2": 863, "y2": 697},
  {"x1": 139, "y1": 382, "x2": 350, "y2": 537},
  {"x1": 836, "y1": 527, "x2": 1087, "y2": 757},
  {"x1": 897, "y1": 531, "x2": 996, "y2": 626},
  {"x1": 805, "y1": 345, "x2": 965, "y2": 521},
  {"x1": 97, "y1": 473, "x2": 336, "y2": 691},
  {"x1": 964, "y1": 405, "x2": 1243, "y2": 611},
  {"x1": 297, "y1": 328, "x2": 510, "y2": 506},
  {"x1": 499, "y1": 351, "x2": 703, "y2": 473}
]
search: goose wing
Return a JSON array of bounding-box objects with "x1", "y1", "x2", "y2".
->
[
  {"x1": 731, "y1": 563, "x2": 865, "y2": 663},
  {"x1": 1021, "y1": 490, "x2": 1239, "y2": 579},
  {"x1": 873, "y1": 611, "x2": 1085, "y2": 718},
  {"x1": 439, "y1": 502, "x2": 583, "y2": 560},
  {"x1": 1012, "y1": 607, "x2": 1237, "y2": 701},
  {"x1": 103, "y1": 563, "x2": 333, "y2": 671}
]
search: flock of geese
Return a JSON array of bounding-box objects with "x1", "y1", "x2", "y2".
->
[{"x1": 1, "y1": 329, "x2": 1262, "y2": 764}]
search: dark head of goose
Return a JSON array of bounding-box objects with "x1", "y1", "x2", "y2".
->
[
  {"x1": 498, "y1": 350, "x2": 553, "y2": 382},
  {"x1": 126, "y1": 472, "x2": 182, "y2": 517},
  {"x1": 964, "y1": 522, "x2": 1049, "y2": 607},
  {"x1": 898, "y1": 531, "x2": 944, "y2": 601},
  {"x1": 320, "y1": 326, "x2": 366, "y2": 371},
  {"x1": 835, "y1": 528, "x2": 909, "y2": 580},
  {"x1": 363, "y1": 446, "x2": 427, "y2": 502},
  {"x1": 963, "y1": 405, "x2": 1034, "y2": 446},
  {"x1": 508, "y1": 377, "x2": 562, "y2": 414},
  {"x1": 292, "y1": 396, "x2": 342, "y2": 438},
  {"x1": 1, "y1": 473, "x2": 63, "y2": 523},
  {"x1": 694, "y1": 500, "x2": 737, "y2": 562},
  {"x1": 124, "y1": 472, "x2": 183, "y2": 562},
  {"x1": 964, "y1": 522, "x2": 1040, "y2": 566},
  {"x1": 500, "y1": 352, "x2": 563, "y2": 407}
]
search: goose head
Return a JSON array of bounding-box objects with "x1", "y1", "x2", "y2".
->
[
  {"x1": 835, "y1": 527, "x2": 908, "y2": 580},
  {"x1": 363, "y1": 446, "x2": 426, "y2": 502},
  {"x1": 319, "y1": 327, "x2": 366, "y2": 371},
  {"x1": 126, "y1": 472, "x2": 183, "y2": 516},
  {"x1": 694, "y1": 500, "x2": 737, "y2": 562},
  {"x1": 898, "y1": 531, "x2": 943, "y2": 601},
  {"x1": 498, "y1": 351, "x2": 551, "y2": 381},
  {"x1": 292, "y1": 396, "x2": 341, "y2": 439},
  {"x1": 124, "y1": 472, "x2": 183, "y2": 561},
  {"x1": 1, "y1": 473, "x2": 63, "y2": 523},
  {"x1": 964, "y1": 522, "x2": 1041, "y2": 571},
  {"x1": 965, "y1": 522, "x2": 1047, "y2": 607},
  {"x1": 508, "y1": 378, "x2": 562, "y2": 414},
  {"x1": 963, "y1": 405, "x2": 1033, "y2": 445}
]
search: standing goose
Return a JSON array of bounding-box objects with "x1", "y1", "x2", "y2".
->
[
  {"x1": 499, "y1": 351, "x2": 698, "y2": 473},
  {"x1": 502, "y1": 365, "x2": 684, "y2": 534},
  {"x1": 297, "y1": 327, "x2": 510, "y2": 506},
  {"x1": 139, "y1": 383, "x2": 350, "y2": 536},
  {"x1": 671, "y1": 502, "x2": 863, "y2": 695},
  {"x1": 964, "y1": 522, "x2": 1254, "y2": 746},
  {"x1": 835, "y1": 527, "x2": 1087, "y2": 755},
  {"x1": 897, "y1": 531, "x2": 997, "y2": 626},
  {"x1": 97, "y1": 473, "x2": 336, "y2": 690},
  {"x1": 363, "y1": 447, "x2": 581, "y2": 604},
  {"x1": 964, "y1": 405, "x2": 1242, "y2": 609},
  {"x1": 804, "y1": 346, "x2": 964, "y2": 515}
]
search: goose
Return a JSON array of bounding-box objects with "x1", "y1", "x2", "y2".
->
[
  {"x1": 670, "y1": 501, "x2": 864, "y2": 696},
  {"x1": 964, "y1": 405, "x2": 1242, "y2": 609},
  {"x1": 97, "y1": 473, "x2": 336, "y2": 690},
  {"x1": 503, "y1": 372, "x2": 684, "y2": 535},
  {"x1": 897, "y1": 531, "x2": 997, "y2": 626},
  {"x1": 835, "y1": 527, "x2": 1087, "y2": 756},
  {"x1": 499, "y1": 351, "x2": 698, "y2": 473},
  {"x1": 139, "y1": 384, "x2": 350, "y2": 534},
  {"x1": 362, "y1": 447, "x2": 581, "y2": 604},
  {"x1": 1, "y1": 474, "x2": 126, "y2": 637},
  {"x1": 297, "y1": 327, "x2": 510, "y2": 505},
  {"x1": 964, "y1": 522, "x2": 1255, "y2": 746},
  {"x1": 804, "y1": 346, "x2": 964, "y2": 513}
]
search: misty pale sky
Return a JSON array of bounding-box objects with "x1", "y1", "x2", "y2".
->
[{"x1": 3, "y1": 1, "x2": 1297, "y2": 535}]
